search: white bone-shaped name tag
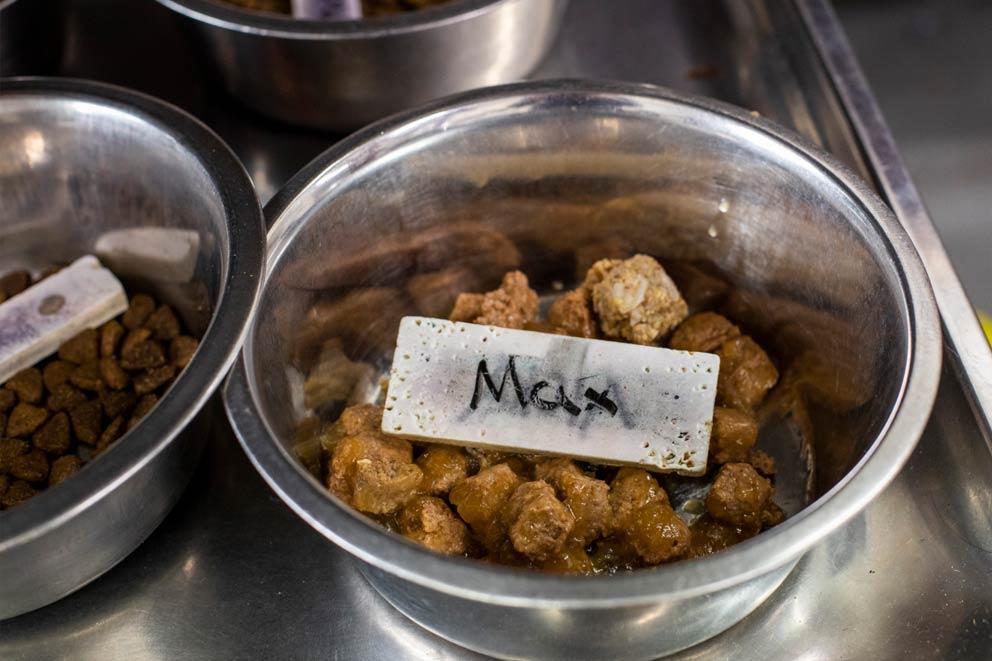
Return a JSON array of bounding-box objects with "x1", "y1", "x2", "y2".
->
[
  {"x1": 0, "y1": 256, "x2": 127, "y2": 384},
  {"x1": 381, "y1": 317, "x2": 719, "y2": 476}
]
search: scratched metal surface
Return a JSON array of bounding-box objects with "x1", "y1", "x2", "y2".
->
[{"x1": 1, "y1": 0, "x2": 990, "y2": 659}]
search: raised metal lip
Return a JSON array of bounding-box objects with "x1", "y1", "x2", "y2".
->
[
  {"x1": 155, "y1": 0, "x2": 504, "y2": 39},
  {"x1": 226, "y1": 79, "x2": 941, "y2": 608},
  {"x1": 0, "y1": 77, "x2": 265, "y2": 552}
]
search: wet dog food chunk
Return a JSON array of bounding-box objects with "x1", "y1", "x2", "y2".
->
[
  {"x1": 536, "y1": 458, "x2": 612, "y2": 544},
  {"x1": 540, "y1": 541, "x2": 595, "y2": 573},
  {"x1": 502, "y1": 481, "x2": 575, "y2": 562},
  {"x1": 686, "y1": 515, "x2": 750, "y2": 559},
  {"x1": 622, "y1": 499, "x2": 691, "y2": 564},
  {"x1": 399, "y1": 495, "x2": 472, "y2": 556},
  {"x1": 416, "y1": 445, "x2": 470, "y2": 497},
  {"x1": 338, "y1": 404, "x2": 384, "y2": 436},
  {"x1": 328, "y1": 431, "x2": 420, "y2": 514},
  {"x1": 449, "y1": 463, "x2": 523, "y2": 551},
  {"x1": 588, "y1": 255, "x2": 688, "y2": 345},
  {"x1": 748, "y1": 449, "x2": 777, "y2": 477},
  {"x1": 705, "y1": 462, "x2": 772, "y2": 529},
  {"x1": 609, "y1": 467, "x2": 669, "y2": 526},
  {"x1": 547, "y1": 288, "x2": 598, "y2": 338},
  {"x1": 716, "y1": 336, "x2": 778, "y2": 411},
  {"x1": 710, "y1": 407, "x2": 759, "y2": 464},
  {"x1": 448, "y1": 271, "x2": 539, "y2": 330},
  {"x1": 668, "y1": 312, "x2": 741, "y2": 353}
]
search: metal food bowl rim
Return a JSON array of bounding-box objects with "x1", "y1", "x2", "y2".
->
[
  {"x1": 155, "y1": 0, "x2": 512, "y2": 39},
  {"x1": 224, "y1": 79, "x2": 941, "y2": 609},
  {"x1": 0, "y1": 77, "x2": 265, "y2": 553}
]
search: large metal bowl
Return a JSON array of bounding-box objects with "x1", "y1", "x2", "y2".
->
[
  {"x1": 154, "y1": 0, "x2": 568, "y2": 131},
  {"x1": 0, "y1": 78, "x2": 264, "y2": 619},
  {"x1": 224, "y1": 80, "x2": 941, "y2": 659}
]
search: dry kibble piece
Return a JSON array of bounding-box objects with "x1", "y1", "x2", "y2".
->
[
  {"x1": 0, "y1": 437, "x2": 29, "y2": 473},
  {"x1": 668, "y1": 312, "x2": 741, "y2": 353},
  {"x1": 43, "y1": 360, "x2": 74, "y2": 391},
  {"x1": 58, "y1": 328, "x2": 99, "y2": 364},
  {"x1": 120, "y1": 329, "x2": 167, "y2": 370},
  {"x1": 70, "y1": 400, "x2": 103, "y2": 445},
  {"x1": 705, "y1": 462, "x2": 772, "y2": 529},
  {"x1": 49, "y1": 455, "x2": 82, "y2": 486},
  {"x1": 547, "y1": 288, "x2": 598, "y2": 339},
  {"x1": 416, "y1": 445, "x2": 470, "y2": 497},
  {"x1": 716, "y1": 336, "x2": 779, "y2": 411},
  {"x1": 48, "y1": 383, "x2": 88, "y2": 412},
  {"x1": 0, "y1": 389, "x2": 15, "y2": 412},
  {"x1": 69, "y1": 361, "x2": 104, "y2": 392},
  {"x1": 1, "y1": 479, "x2": 37, "y2": 508},
  {"x1": 0, "y1": 270, "x2": 30, "y2": 297},
  {"x1": 96, "y1": 416, "x2": 125, "y2": 452},
  {"x1": 32, "y1": 411, "x2": 71, "y2": 454},
  {"x1": 133, "y1": 364, "x2": 177, "y2": 394},
  {"x1": 100, "y1": 389, "x2": 137, "y2": 419},
  {"x1": 145, "y1": 304, "x2": 180, "y2": 340},
  {"x1": 502, "y1": 481, "x2": 575, "y2": 562},
  {"x1": 100, "y1": 320, "x2": 125, "y2": 357},
  {"x1": 710, "y1": 407, "x2": 759, "y2": 465},
  {"x1": 6, "y1": 403, "x2": 49, "y2": 438},
  {"x1": 10, "y1": 448, "x2": 49, "y2": 483},
  {"x1": 122, "y1": 294, "x2": 156, "y2": 330},
  {"x1": 170, "y1": 336, "x2": 198, "y2": 369},
  {"x1": 4, "y1": 368, "x2": 43, "y2": 403},
  {"x1": 99, "y1": 356, "x2": 130, "y2": 390},
  {"x1": 127, "y1": 394, "x2": 158, "y2": 430},
  {"x1": 399, "y1": 495, "x2": 473, "y2": 556}
]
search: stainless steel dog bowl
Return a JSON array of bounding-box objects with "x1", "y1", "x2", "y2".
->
[
  {"x1": 0, "y1": 78, "x2": 264, "y2": 619},
  {"x1": 155, "y1": 0, "x2": 568, "y2": 131},
  {"x1": 224, "y1": 80, "x2": 940, "y2": 659}
]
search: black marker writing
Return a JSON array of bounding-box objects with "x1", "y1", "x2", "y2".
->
[{"x1": 469, "y1": 356, "x2": 527, "y2": 410}]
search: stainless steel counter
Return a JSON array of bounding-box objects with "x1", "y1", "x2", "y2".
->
[{"x1": 2, "y1": 0, "x2": 990, "y2": 658}]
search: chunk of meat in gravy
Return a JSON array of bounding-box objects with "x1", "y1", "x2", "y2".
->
[
  {"x1": 399, "y1": 495, "x2": 473, "y2": 556},
  {"x1": 547, "y1": 288, "x2": 597, "y2": 338},
  {"x1": 748, "y1": 448, "x2": 777, "y2": 477},
  {"x1": 705, "y1": 462, "x2": 772, "y2": 529},
  {"x1": 686, "y1": 515, "x2": 751, "y2": 559},
  {"x1": 668, "y1": 312, "x2": 741, "y2": 353},
  {"x1": 710, "y1": 407, "x2": 758, "y2": 464},
  {"x1": 416, "y1": 445, "x2": 470, "y2": 496},
  {"x1": 338, "y1": 403, "x2": 383, "y2": 436},
  {"x1": 622, "y1": 499, "x2": 691, "y2": 564},
  {"x1": 449, "y1": 463, "x2": 523, "y2": 551},
  {"x1": 540, "y1": 541, "x2": 595, "y2": 573},
  {"x1": 535, "y1": 458, "x2": 612, "y2": 544},
  {"x1": 587, "y1": 255, "x2": 688, "y2": 345},
  {"x1": 469, "y1": 271, "x2": 540, "y2": 329},
  {"x1": 608, "y1": 467, "x2": 668, "y2": 526},
  {"x1": 327, "y1": 431, "x2": 421, "y2": 515},
  {"x1": 609, "y1": 467, "x2": 689, "y2": 564},
  {"x1": 502, "y1": 481, "x2": 575, "y2": 562},
  {"x1": 716, "y1": 336, "x2": 779, "y2": 411}
]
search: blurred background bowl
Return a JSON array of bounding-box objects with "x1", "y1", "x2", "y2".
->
[
  {"x1": 0, "y1": 78, "x2": 264, "y2": 619},
  {"x1": 154, "y1": 0, "x2": 568, "y2": 132},
  {"x1": 224, "y1": 79, "x2": 940, "y2": 659},
  {"x1": 0, "y1": 0, "x2": 65, "y2": 77}
]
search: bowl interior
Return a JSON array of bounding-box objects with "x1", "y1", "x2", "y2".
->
[
  {"x1": 0, "y1": 91, "x2": 226, "y2": 332},
  {"x1": 250, "y1": 87, "x2": 910, "y2": 527}
]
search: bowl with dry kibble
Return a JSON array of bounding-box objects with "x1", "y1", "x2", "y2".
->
[
  {"x1": 224, "y1": 80, "x2": 940, "y2": 659},
  {"x1": 0, "y1": 78, "x2": 264, "y2": 619}
]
